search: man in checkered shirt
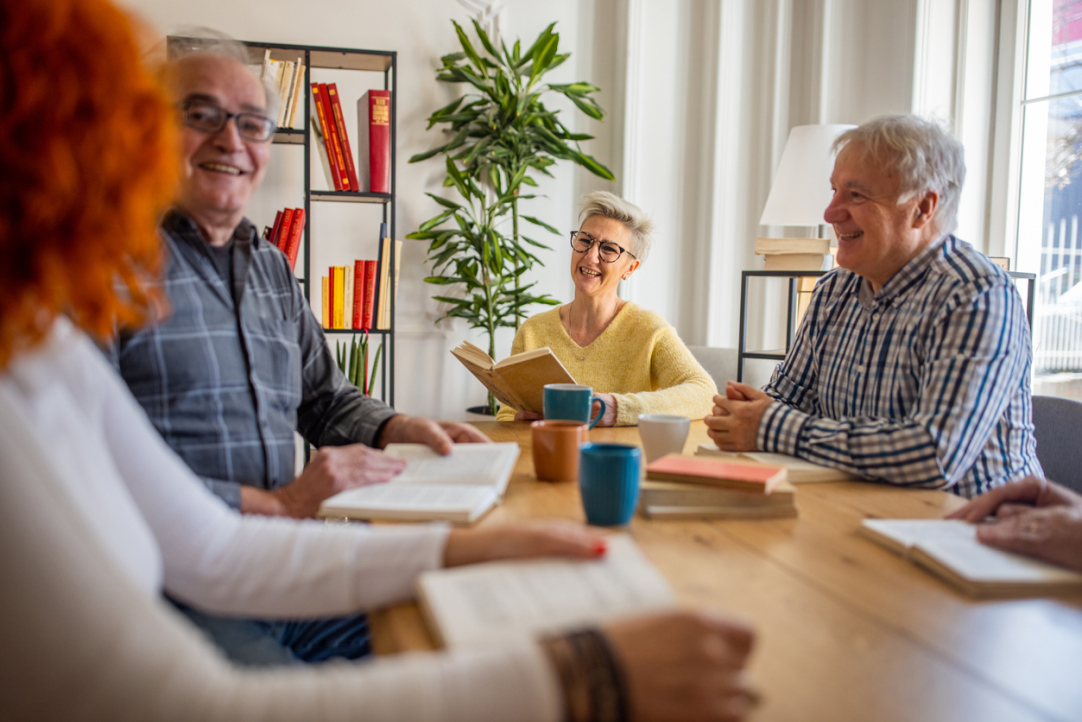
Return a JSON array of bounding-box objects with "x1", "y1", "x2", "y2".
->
[{"x1": 706, "y1": 115, "x2": 1042, "y2": 498}]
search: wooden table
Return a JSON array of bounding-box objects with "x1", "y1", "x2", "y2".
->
[{"x1": 370, "y1": 421, "x2": 1082, "y2": 722}]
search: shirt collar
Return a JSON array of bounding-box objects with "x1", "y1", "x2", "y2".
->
[
  {"x1": 162, "y1": 208, "x2": 258, "y2": 252},
  {"x1": 857, "y1": 233, "x2": 950, "y2": 309}
]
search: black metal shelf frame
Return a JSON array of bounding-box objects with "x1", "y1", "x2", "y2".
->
[{"x1": 242, "y1": 38, "x2": 398, "y2": 407}]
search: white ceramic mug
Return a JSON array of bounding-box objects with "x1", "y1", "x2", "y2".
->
[{"x1": 637, "y1": 414, "x2": 691, "y2": 463}]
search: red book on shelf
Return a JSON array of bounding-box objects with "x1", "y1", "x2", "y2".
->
[
  {"x1": 328, "y1": 83, "x2": 360, "y2": 193},
  {"x1": 357, "y1": 90, "x2": 391, "y2": 194},
  {"x1": 274, "y1": 208, "x2": 294, "y2": 252},
  {"x1": 283, "y1": 208, "x2": 304, "y2": 270},
  {"x1": 316, "y1": 82, "x2": 350, "y2": 191},
  {"x1": 361, "y1": 259, "x2": 378, "y2": 329},
  {"x1": 327, "y1": 264, "x2": 336, "y2": 327},
  {"x1": 352, "y1": 260, "x2": 366, "y2": 329},
  {"x1": 268, "y1": 210, "x2": 283, "y2": 243},
  {"x1": 311, "y1": 84, "x2": 343, "y2": 191}
]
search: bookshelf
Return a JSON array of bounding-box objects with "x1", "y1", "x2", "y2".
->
[{"x1": 167, "y1": 37, "x2": 398, "y2": 406}]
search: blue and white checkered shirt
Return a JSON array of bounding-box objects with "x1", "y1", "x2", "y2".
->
[
  {"x1": 759, "y1": 235, "x2": 1041, "y2": 498},
  {"x1": 111, "y1": 210, "x2": 396, "y2": 509}
]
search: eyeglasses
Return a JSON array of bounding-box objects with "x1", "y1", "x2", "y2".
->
[
  {"x1": 569, "y1": 231, "x2": 637, "y2": 263},
  {"x1": 178, "y1": 101, "x2": 276, "y2": 142}
]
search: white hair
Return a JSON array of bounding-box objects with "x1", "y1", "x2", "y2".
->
[
  {"x1": 578, "y1": 191, "x2": 655, "y2": 261},
  {"x1": 833, "y1": 115, "x2": 966, "y2": 235},
  {"x1": 165, "y1": 29, "x2": 279, "y2": 119}
]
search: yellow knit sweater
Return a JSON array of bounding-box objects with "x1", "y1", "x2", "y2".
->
[{"x1": 495, "y1": 303, "x2": 717, "y2": 426}]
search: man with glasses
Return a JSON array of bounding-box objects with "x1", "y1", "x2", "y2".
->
[
  {"x1": 110, "y1": 42, "x2": 487, "y2": 665},
  {"x1": 495, "y1": 191, "x2": 716, "y2": 425}
]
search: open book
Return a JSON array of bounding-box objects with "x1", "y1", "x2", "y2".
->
[
  {"x1": 696, "y1": 444, "x2": 856, "y2": 483},
  {"x1": 318, "y1": 442, "x2": 520, "y2": 524},
  {"x1": 859, "y1": 519, "x2": 1082, "y2": 598},
  {"x1": 417, "y1": 535, "x2": 676, "y2": 649},
  {"x1": 450, "y1": 341, "x2": 575, "y2": 414}
]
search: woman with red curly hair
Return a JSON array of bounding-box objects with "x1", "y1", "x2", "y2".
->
[{"x1": 0, "y1": 1, "x2": 757, "y2": 720}]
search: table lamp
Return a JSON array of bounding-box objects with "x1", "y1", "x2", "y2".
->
[{"x1": 757, "y1": 123, "x2": 856, "y2": 271}]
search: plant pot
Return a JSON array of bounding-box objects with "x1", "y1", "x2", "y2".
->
[{"x1": 466, "y1": 405, "x2": 497, "y2": 421}]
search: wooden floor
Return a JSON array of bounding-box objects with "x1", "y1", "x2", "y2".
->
[{"x1": 369, "y1": 421, "x2": 1082, "y2": 722}]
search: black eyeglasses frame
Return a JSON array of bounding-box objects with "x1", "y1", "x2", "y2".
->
[{"x1": 569, "y1": 231, "x2": 637, "y2": 263}]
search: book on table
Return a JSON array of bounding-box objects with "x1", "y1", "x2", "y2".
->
[
  {"x1": 695, "y1": 444, "x2": 857, "y2": 483},
  {"x1": 450, "y1": 342, "x2": 576, "y2": 414},
  {"x1": 645, "y1": 454, "x2": 788, "y2": 493},
  {"x1": 417, "y1": 535, "x2": 676, "y2": 649},
  {"x1": 318, "y1": 442, "x2": 520, "y2": 524},
  {"x1": 640, "y1": 478, "x2": 798, "y2": 520},
  {"x1": 859, "y1": 519, "x2": 1082, "y2": 598}
]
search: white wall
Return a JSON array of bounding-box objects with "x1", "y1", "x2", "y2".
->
[{"x1": 121, "y1": 0, "x2": 1006, "y2": 418}]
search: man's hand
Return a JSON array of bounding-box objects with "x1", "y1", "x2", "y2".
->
[
  {"x1": 377, "y1": 414, "x2": 491, "y2": 455},
  {"x1": 945, "y1": 476, "x2": 1082, "y2": 573},
  {"x1": 260, "y1": 444, "x2": 407, "y2": 518},
  {"x1": 974, "y1": 505, "x2": 1082, "y2": 573},
  {"x1": 946, "y1": 475, "x2": 1082, "y2": 523},
  {"x1": 704, "y1": 382, "x2": 772, "y2": 451},
  {"x1": 603, "y1": 610, "x2": 758, "y2": 722},
  {"x1": 443, "y1": 520, "x2": 608, "y2": 567}
]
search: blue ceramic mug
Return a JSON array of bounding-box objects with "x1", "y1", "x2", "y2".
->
[
  {"x1": 578, "y1": 443, "x2": 642, "y2": 526},
  {"x1": 544, "y1": 383, "x2": 606, "y2": 429}
]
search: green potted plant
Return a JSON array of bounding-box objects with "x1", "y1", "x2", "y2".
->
[{"x1": 408, "y1": 19, "x2": 615, "y2": 415}]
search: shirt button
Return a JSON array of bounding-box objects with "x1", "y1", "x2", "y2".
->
[
  {"x1": 857, "y1": 365, "x2": 866, "y2": 373},
  {"x1": 872, "y1": 313, "x2": 880, "y2": 322}
]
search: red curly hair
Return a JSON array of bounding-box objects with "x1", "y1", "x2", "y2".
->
[{"x1": 0, "y1": 0, "x2": 177, "y2": 368}]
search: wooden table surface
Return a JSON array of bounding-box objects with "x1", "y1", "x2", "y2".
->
[{"x1": 369, "y1": 421, "x2": 1082, "y2": 722}]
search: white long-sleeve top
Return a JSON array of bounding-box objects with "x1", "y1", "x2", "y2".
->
[{"x1": 0, "y1": 320, "x2": 562, "y2": 722}]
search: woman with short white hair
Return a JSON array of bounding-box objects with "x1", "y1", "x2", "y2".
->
[{"x1": 497, "y1": 191, "x2": 716, "y2": 426}]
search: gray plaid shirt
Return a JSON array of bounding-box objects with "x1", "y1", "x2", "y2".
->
[
  {"x1": 759, "y1": 235, "x2": 1042, "y2": 498},
  {"x1": 110, "y1": 210, "x2": 396, "y2": 508}
]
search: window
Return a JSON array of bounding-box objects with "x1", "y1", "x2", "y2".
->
[{"x1": 1017, "y1": 0, "x2": 1082, "y2": 398}]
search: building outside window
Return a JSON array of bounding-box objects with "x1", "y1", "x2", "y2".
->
[{"x1": 1017, "y1": 0, "x2": 1082, "y2": 398}]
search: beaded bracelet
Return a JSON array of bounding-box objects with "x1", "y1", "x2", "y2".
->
[{"x1": 540, "y1": 628, "x2": 628, "y2": 722}]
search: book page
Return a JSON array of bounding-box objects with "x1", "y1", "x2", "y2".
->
[
  {"x1": 320, "y1": 483, "x2": 497, "y2": 522},
  {"x1": 418, "y1": 535, "x2": 676, "y2": 649},
  {"x1": 383, "y1": 443, "x2": 520, "y2": 494},
  {"x1": 861, "y1": 519, "x2": 1082, "y2": 585}
]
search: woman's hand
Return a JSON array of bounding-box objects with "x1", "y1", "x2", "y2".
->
[
  {"x1": 443, "y1": 520, "x2": 608, "y2": 567},
  {"x1": 603, "y1": 610, "x2": 758, "y2": 722},
  {"x1": 594, "y1": 393, "x2": 617, "y2": 427}
]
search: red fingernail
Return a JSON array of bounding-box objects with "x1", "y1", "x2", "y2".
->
[{"x1": 593, "y1": 540, "x2": 608, "y2": 556}]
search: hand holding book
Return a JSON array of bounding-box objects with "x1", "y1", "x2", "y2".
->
[{"x1": 947, "y1": 476, "x2": 1082, "y2": 574}]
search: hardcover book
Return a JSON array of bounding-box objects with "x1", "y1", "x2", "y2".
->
[
  {"x1": 318, "y1": 442, "x2": 521, "y2": 524},
  {"x1": 645, "y1": 454, "x2": 788, "y2": 493},
  {"x1": 327, "y1": 83, "x2": 360, "y2": 192},
  {"x1": 754, "y1": 237, "x2": 831, "y2": 255},
  {"x1": 282, "y1": 208, "x2": 304, "y2": 270},
  {"x1": 357, "y1": 89, "x2": 391, "y2": 193},
  {"x1": 416, "y1": 535, "x2": 675, "y2": 649},
  {"x1": 451, "y1": 342, "x2": 576, "y2": 414},
  {"x1": 352, "y1": 260, "x2": 366, "y2": 330},
  {"x1": 694, "y1": 444, "x2": 856, "y2": 483},
  {"x1": 640, "y1": 478, "x2": 798, "y2": 520},
  {"x1": 859, "y1": 519, "x2": 1082, "y2": 598}
]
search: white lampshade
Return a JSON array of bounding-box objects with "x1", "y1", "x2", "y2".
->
[{"x1": 759, "y1": 124, "x2": 857, "y2": 227}]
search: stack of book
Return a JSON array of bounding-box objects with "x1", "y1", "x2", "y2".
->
[
  {"x1": 310, "y1": 84, "x2": 392, "y2": 194},
  {"x1": 641, "y1": 454, "x2": 797, "y2": 520},
  {"x1": 755, "y1": 237, "x2": 833, "y2": 271},
  {"x1": 321, "y1": 226, "x2": 401, "y2": 331},
  {"x1": 262, "y1": 207, "x2": 305, "y2": 270},
  {"x1": 259, "y1": 51, "x2": 305, "y2": 130}
]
